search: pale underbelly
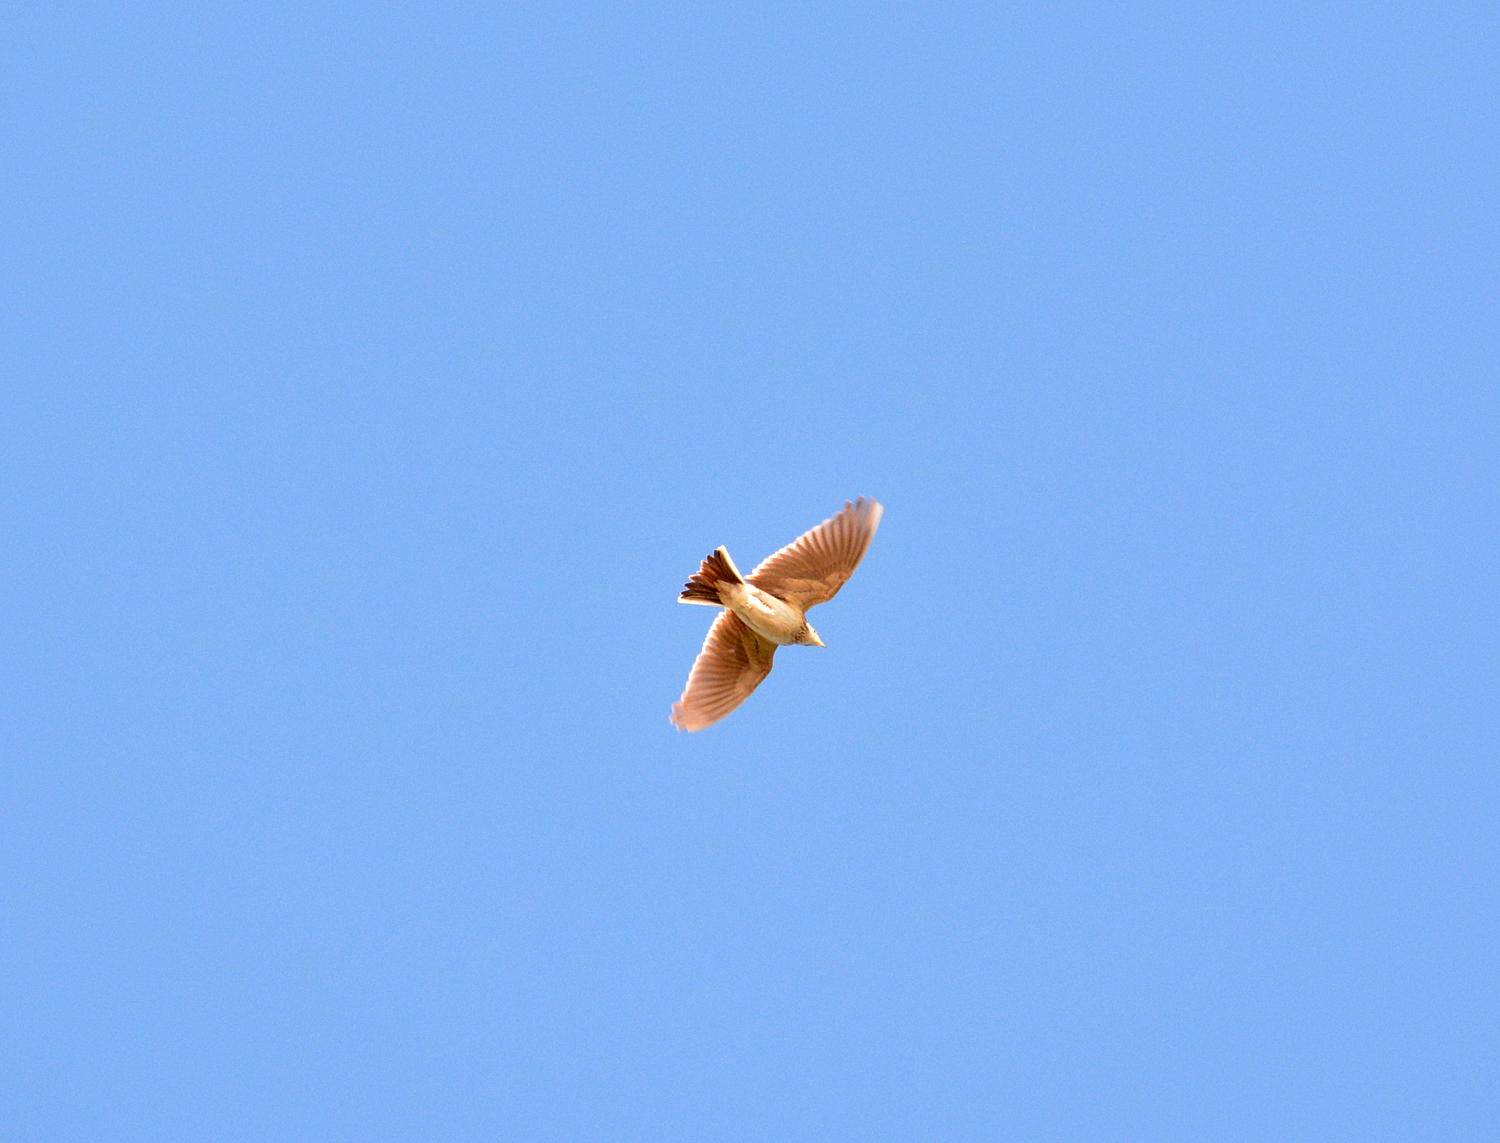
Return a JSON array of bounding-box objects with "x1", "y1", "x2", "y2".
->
[{"x1": 729, "y1": 588, "x2": 804, "y2": 644}]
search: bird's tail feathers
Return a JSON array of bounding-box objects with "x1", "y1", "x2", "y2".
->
[{"x1": 679, "y1": 546, "x2": 744, "y2": 605}]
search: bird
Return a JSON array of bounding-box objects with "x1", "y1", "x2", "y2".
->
[{"x1": 670, "y1": 497, "x2": 883, "y2": 732}]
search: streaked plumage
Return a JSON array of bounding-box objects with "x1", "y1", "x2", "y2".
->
[{"x1": 671, "y1": 498, "x2": 883, "y2": 732}]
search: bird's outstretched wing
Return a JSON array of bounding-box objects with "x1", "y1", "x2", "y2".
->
[
  {"x1": 747, "y1": 497, "x2": 883, "y2": 610},
  {"x1": 671, "y1": 610, "x2": 778, "y2": 732}
]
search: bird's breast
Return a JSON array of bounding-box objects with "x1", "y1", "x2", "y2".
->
[{"x1": 724, "y1": 584, "x2": 806, "y2": 645}]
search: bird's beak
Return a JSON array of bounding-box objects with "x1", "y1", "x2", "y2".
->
[{"x1": 809, "y1": 631, "x2": 826, "y2": 647}]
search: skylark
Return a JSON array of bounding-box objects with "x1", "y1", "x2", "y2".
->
[{"x1": 671, "y1": 497, "x2": 884, "y2": 731}]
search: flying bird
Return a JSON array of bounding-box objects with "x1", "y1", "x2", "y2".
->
[{"x1": 671, "y1": 498, "x2": 883, "y2": 732}]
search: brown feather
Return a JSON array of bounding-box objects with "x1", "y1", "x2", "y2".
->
[
  {"x1": 746, "y1": 498, "x2": 883, "y2": 610},
  {"x1": 679, "y1": 546, "x2": 744, "y2": 604},
  {"x1": 670, "y1": 611, "x2": 777, "y2": 731}
]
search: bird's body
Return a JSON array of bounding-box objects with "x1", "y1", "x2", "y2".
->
[
  {"x1": 677, "y1": 545, "x2": 824, "y2": 646},
  {"x1": 715, "y1": 579, "x2": 817, "y2": 645},
  {"x1": 671, "y1": 498, "x2": 883, "y2": 731}
]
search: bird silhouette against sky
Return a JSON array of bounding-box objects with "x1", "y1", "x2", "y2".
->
[{"x1": 671, "y1": 498, "x2": 883, "y2": 731}]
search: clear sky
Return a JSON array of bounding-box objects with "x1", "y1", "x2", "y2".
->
[{"x1": 5, "y1": 2, "x2": 1497, "y2": 1139}]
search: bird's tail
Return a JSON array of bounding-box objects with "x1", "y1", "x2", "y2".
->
[{"x1": 679, "y1": 546, "x2": 745, "y2": 605}]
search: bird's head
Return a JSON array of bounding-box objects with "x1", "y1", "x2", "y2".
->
[{"x1": 796, "y1": 623, "x2": 825, "y2": 647}]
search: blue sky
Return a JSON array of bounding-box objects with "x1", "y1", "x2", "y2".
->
[{"x1": 5, "y1": 2, "x2": 1497, "y2": 1139}]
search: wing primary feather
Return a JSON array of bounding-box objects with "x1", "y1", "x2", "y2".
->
[
  {"x1": 745, "y1": 497, "x2": 883, "y2": 610},
  {"x1": 670, "y1": 611, "x2": 778, "y2": 732}
]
